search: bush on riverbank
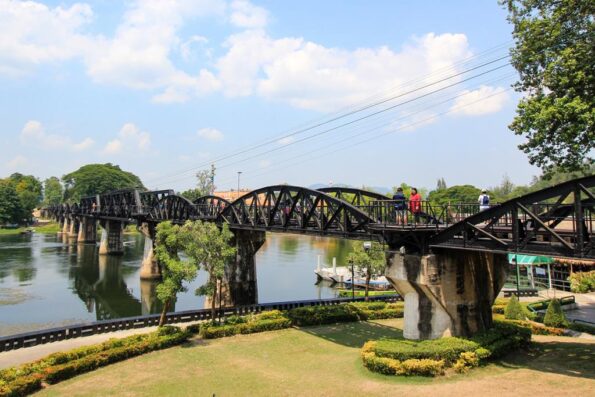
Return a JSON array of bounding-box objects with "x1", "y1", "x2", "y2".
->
[
  {"x1": 199, "y1": 302, "x2": 404, "y2": 338},
  {"x1": 200, "y1": 311, "x2": 292, "y2": 339},
  {"x1": 337, "y1": 290, "x2": 398, "y2": 298},
  {"x1": 286, "y1": 301, "x2": 403, "y2": 326},
  {"x1": 568, "y1": 271, "x2": 595, "y2": 293},
  {"x1": 362, "y1": 320, "x2": 531, "y2": 377},
  {"x1": 0, "y1": 326, "x2": 189, "y2": 396}
]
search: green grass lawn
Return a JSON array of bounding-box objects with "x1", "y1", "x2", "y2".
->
[{"x1": 35, "y1": 319, "x2": 595, "y2": 397}]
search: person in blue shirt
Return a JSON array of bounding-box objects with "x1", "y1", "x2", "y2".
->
[{"x1": 392, "y1": 187, "x2": 407, "y2": 224}]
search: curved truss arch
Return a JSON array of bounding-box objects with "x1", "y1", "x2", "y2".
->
[
  {"x1": 318, "y1": 187, "x2": 388, "y2": 204},
  {"x1": 147, "y1": 194, "x2": 197, "y2": 223},
  {"x1": 193, "y1": 195, "x2": 231, "y2": 219},
  {"x1": 219, "y1": 185, "x2": 376, "y2": 237}
]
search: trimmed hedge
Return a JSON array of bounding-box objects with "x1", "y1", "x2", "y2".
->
[
  {"x1": 200, "y1": 310, "x2": 292, "y2": 339},
  {"x1": 0, "y1": 326, "x2": 189, "y2": 396},
  {"x1": 362, "y1": 320, "x2": 531, "y2": 377},
  {"x1": 286, "y1": 302, "x2": 403, "y2": 326},
  {"x1": 543, "y1": 299, "x2": 569, "y2": 328},
  {"x1": 504, "y1": 296, "x2": 525, "y2": 320},
  {"x1": 568, "y1": 322, "x2": 595, "y2": 335}
]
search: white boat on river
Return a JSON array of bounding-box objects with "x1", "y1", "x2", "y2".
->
[{"x1": 314, "y1": 256, "x2": 352, "y2": 283}]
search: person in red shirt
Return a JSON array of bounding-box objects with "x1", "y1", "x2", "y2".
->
[{"x1": 409, "y1": 187, "x2": 422, "y2": 224}]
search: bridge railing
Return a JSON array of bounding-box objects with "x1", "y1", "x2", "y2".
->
[{"x1": 355, "y1": 200, "x2": 500, "y2": 228}]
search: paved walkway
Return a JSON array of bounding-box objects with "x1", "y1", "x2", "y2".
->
[{"x1": 0, "y1": 320, "x2": 201, "y2": 370}]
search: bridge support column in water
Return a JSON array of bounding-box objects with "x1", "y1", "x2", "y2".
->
[
  {"x1": 98, "y1": 220, "x2": 124, "y2": 255},
  {"x1": 62, "y1": 216, "x2": 71, "y2": 235},
  {"x1": 68, "y1": 217, "x2": 80, "y2": 241},
  {"x1": 219, "y1": 230, "x2": 266, "y2": 307},
  {"x1": 138, "y1": 222, "x2": 161, "y2": 280},
  {"x1": 77, "y1": 217, "x2": 97, "y2": 244},
  {"x1": 385, "y1": 249, "x2": 509, "y2": 340}
]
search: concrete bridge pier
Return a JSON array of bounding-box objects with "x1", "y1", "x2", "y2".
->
[
  {"x1": 98, "y1": 220, "x2": 124, "y2": 255},
  {"x1": 62, "y1": 217, "x2": 71, "y2": 235},
  {"x1": 68, "y1": 218, "x2": 80, "y2": 241},
  {"x1": 77, "y1": 217, "x2": 97, "y2": 244},
  {"x1": 218, "y1": 230, "x2": 266, "y2": 307},
  {"x1": 138, "y1": 222, "x2": 161, "y2": 280},
  {"x1": 57, "y1": 217, "x2": 65, "y2": 235},
  {"x1": 385, "y1": 249, "x2": 509, "y2": 339}
]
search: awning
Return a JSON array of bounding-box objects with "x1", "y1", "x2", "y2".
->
[{"x1": 508, "y1": 253, "x2": 554, "y2": 265}]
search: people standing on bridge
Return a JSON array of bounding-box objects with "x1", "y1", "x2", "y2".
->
[
  {"x1": 478, "y1": 189, "x2": 490, "y2": 211},
  {"x1": 409, "y1": 187, "x2": 422, "y2": 224},
  {"x1": 392, "y1": 187, "x2": 407, "y2": 224}
]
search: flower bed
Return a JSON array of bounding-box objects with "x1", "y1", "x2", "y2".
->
[{"x1": 361, "y1": 320, "x2": 531, "y2": 377}]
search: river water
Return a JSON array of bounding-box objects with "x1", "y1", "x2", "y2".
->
[{"x1": 0, "y1": 232, "x2": 357, "y2": 336}]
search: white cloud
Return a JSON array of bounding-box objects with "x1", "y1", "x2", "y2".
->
[
  {"x1": 450, "y1": 85, "x2": 509, "y2": 116},
  {"x1": 6, "y1": 155, "x2": 28, "y2": 170},
  {"x1": 84, "y1": 0, "x2": 224, "y2": 102},
  {"x1": 197, "y1": 127, "x2": 224, "y2": 141},
  {"x1": 0, "y1": 0, "x2": 93, "y2": 75},
  {"x1": 20, "y1": 120, "x2": 94, "y2": 151},
  {"x1": 180, "y1": 35, "x2": 209, "y2": 61},
  {"x1": 229, "y1": 0, "x2": 269, "y2": 29},
  {"x1": 102, "y1": 123, "x2": 151, "y2": 155},
  {"x1": 215, "y1": 31, "x2": 472, "y2": 112}
]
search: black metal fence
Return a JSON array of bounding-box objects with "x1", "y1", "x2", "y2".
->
[{"x1": 0, "y1": 295, "x2": 400, "y2": 353}]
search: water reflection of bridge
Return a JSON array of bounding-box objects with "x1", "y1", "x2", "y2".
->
[{"x1": 69, "y1": 243, "x2": 164, "y2": 321}]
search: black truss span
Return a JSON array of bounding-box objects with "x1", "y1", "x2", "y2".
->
[
  {"x1": 219, "y1": 185, "x2": 375, "y2": 237},
  {"x1": 193, "y1": 195, "x2": 231, "y2": 219},
  {"x1": 43, "y1": 175, "x2": 595, "y2": 259},
  {"x1": 429, "y1": 175, "x2": 595, "y2": 258}
]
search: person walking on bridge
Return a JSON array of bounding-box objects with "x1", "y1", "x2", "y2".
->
[
  {"x1": 392, "y1": 187, "x2": 407, "y2": 225},
  {"x1": 478, "y1": 189, "x2": 490, "y2": 211},
  {"x1": 409, "y1": 187, "x2": 422, "y2": 224}
]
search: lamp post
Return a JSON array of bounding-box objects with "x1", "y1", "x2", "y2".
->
[
  {"x1": 363, "y1": 241, "x2": 371, "y2": 301},
  {"x1": 237, "y1": 171, "x2": 242, "y2": 200}
]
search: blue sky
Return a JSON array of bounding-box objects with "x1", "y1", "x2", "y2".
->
[{"x1": 0, "y1": 0, "x2": 541, "y2": 193}]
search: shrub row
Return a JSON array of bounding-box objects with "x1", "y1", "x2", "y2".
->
[
  {"x1": 198, "y1": 302, "x2": 404, "y2": 339},
  {"x1": 361, "y1": 320, "x2": 531, "y2": 377},
  {"x1": 286, "y1": 302, "x2": 403, "y2": 326},
  {"x1": 0, "y1": 326, "x2": 189, "y2": 397},
  {"x1": 201, "y1": 318, "x2": 292, "y2": 339},
  {"x1": 43, "y1": 329, "x2": 188, "y2": 384}
]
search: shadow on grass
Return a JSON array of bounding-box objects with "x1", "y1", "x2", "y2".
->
[
  {"x1": 297, "y1": 321, "x2": 403, "y2": 348},
  {"x1": 492, "y1": 340, "x2": 595, "y2": 380}
]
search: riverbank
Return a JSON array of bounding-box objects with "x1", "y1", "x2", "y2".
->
[
  {"x1": 29, "y1": 319, "x2": 595, "y2": 397},
  {"x1": 0, "y1": 222, "x2": 61, "y2": 235}
]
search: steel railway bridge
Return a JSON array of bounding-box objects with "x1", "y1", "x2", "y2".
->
[{"x1": 44, "y1": 175, "x2": 595, "y2": 340}]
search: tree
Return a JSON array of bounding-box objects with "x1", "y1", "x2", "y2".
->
[
  {"x1": 0, "y1": 180, "x2": 24, "y2": 225},
  {"x1": 154, "y1": 221, "x2": 198, "y2": 326},
  {"x1": 346, "y1": 242, "x2": 386, "y2": 300},
  {"x1": 436, "y1": 177, "x2": 447, "y2": 190},
  {"x1": 504, "y1": 295, "x2": 526, "y2": 320},
  {"x1": 543, "y1": 298, "x2": 568, "y2": 328},
  {"x1": 62, "y1": 163, "x2": 145, "y2": 202},
  {"x1": 428, "y1": 185, "x2": 481, "y2": 206},
  {"x1": 490, "y1": 174, "x2": 515, "y2": 202},
  {"x1": 502, "y1": 0, "x2": 594, "y2": 174},
  {"x1": 43, "y1": 177, "x2": 63, "y2": 206},
  {"x1": 7, "y1": 173, "x2": 42, "y2": 222},
  {"x1": 180, "y1": 165, "x2": 216, "y2": 202},
  {"x1": 185, "y1": 221, "x2": 236, "y2": 322}
]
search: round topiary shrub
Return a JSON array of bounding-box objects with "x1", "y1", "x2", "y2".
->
[
  {"x1": 504, "y1": 296, "x2": 525, "y2": 320},
  {"x1": 543, "y1": 298, "x2": 568, "y2": 328}
]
